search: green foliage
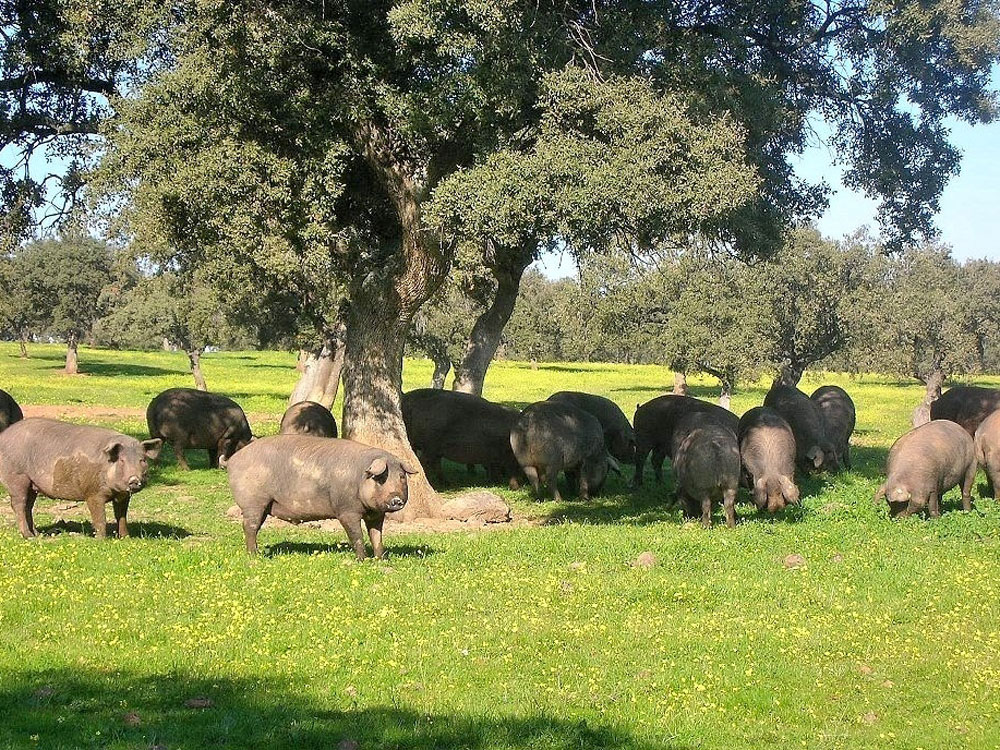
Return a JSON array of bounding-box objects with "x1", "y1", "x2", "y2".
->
[{"x1": 10, "y1": 234, "x2": 115, "y2": 343}]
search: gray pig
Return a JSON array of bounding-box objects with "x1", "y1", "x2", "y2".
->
[
  {"x1": 547, "y1": 391, "x2": 636, "y2": 463},
  {"x1": 737, "y1": 406, "x2": 800, "y2": 513},
  {"x1": 279, "y1": 401, "x2": 338, "y2": 438},
  {"x1": 402, "y1": 388, "x2": 521, "y2": 487},
  {"x1": 0, "y1": 389, "x2": 23, "y2": 433},
  {"x1": 632, "y1": 395, "x2": 738, "y2": 488},
  {"x1": 975, "y1": 410, "x2": 1000, "y2": 498},
  {"x1": 874, "y1": 420, "x2": 976, "y2": 518},
  {"x1": 0, "y1": 418, "x2": 162, "y2": 539},
  {"x1": 763, "y1": 385, "x2": 836, "y2": 472},
  {"x1": 671, "y1": 412, "x2": 740, "y2": 528},
  {"x1": 227, "y1": 435, "x2": 416, "y2": 559},
  {"x1": 510, "y1": 401, "x2": 621, "y2": 502},
  {"x1": 810, "y1": 385, "x2": 856, "y2": 469},
  {"x1": 146, "y1": 387, "x2": 253, "y2": 470}
]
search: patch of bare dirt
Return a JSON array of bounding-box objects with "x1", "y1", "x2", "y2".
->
[{"x1": 22, "y1": 404, "x2": 146, "y2": 420}]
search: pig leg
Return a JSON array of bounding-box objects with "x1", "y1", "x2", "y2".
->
[
  {"x1": 961, "y1": 464, "x2": 976, "y2": 512},
  {"x1": 340, "y1": 516, "x2": 368, "y2": 560},
  {"x1": 928, "y1": 492, "x2": 941, "y2": 519},
  {"x1": 576, "y1": 471, "x2": 590, "y2": 501},
  {"x1": 242, "y1": 506, "x2": 271, "y2": 556},
  {"x1": 112, "y1": 497, "x2": 130, "y2": 538},
  {"x1": 544, "y1": 465, "x2": 563, "y2": 503},
  {"x1": 8, "y1": 474, "x2": 36, "y2": 539},
  {"x1": 700, "y1": 494, "x2": 713, "y2": 528},
  {"x1": 365, "y1": 514, "x2": 385, "y2": 559},
  {"x1": 522, "y1": 465, "x2": 541, "y2": 498},
  {"x1": 631, "y1": 443, "x2": 648, "y2": 489},
  {"x1": 565, "y1": 469, "x2": 579, "y2": 497},
  {"x1": 172, "y1": 438, "x2": 190, "y2": 471},
  {"x1": 207, "y1": 447, "x2": 219, "y2": 469},
  {"x1": 85, "y1": 495, "x2": 108, "y2": 539},
  {"x1": 651, "y1": 446, "x2": 666, "y2": 483},
  {"x1": 723, "y1": 488, "x2": 737, "y2": 528}
]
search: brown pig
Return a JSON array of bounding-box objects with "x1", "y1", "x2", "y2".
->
[
  {"x1": 227, "y1": 435, "x2": 417, "y2": 559},
  {"x1": 737, "y1": 406, "x2": 800, "y2": 513},
  {"x1": 672, "y1": 412, "x2": 741, "y2": 528},
  {"x1": 0, "y1": 418, "x2": 162, "y2": 539},
  {"x1": 975, "y1": 410, "x2": 1000, "y2": 498},
  {"x1": 874, "y1": 420, "x2": 977, "y2": 518}
]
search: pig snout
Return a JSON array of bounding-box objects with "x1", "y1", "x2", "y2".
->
[
  {"x1": 127, "y1": 475, "x2": 143, "y2": 491},
  {"x1": 386, "y1": 494, "x2": 407, "y2": 512}
]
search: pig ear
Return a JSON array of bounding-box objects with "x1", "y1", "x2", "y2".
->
[
  {"x1": 606, "y1": 455, "x2": 622, "y2": 476},
  {"x1": 779, "y1": 475, "x2": 800, "y2": 503},
  {"x1": 365, "y1": 457, "x2": 388, "y2": 478},
  {"x1": 400, "y1": 460, "x2": 419, "y2": 475},
  {"x1": 104, "y1": 440, "x2": 124, "y2": 462},
  {"x1": 141, "y1": 438, "x2": 162, "y2": 460}
]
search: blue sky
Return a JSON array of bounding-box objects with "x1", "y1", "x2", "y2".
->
[{"x1": 537, "y1": 109, "x2": 1000, "y2": 278}]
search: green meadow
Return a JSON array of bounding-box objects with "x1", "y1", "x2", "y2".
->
[{"x1": 2, "y1": 343, "x2": 1000, "y2": 749}]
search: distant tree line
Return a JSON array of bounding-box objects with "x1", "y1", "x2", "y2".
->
[{"x1": 413, "y1": 227, "x2": 1000, "y2": 423}]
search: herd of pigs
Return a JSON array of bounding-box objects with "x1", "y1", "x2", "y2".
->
[{"x1": 0, "y1": 381, "x2": 999, "y2": 559}]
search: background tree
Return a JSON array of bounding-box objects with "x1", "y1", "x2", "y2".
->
[
  {"x1": 864, "y1": 246, "x2": 980, "y2": 425},
  {"x1": 0, "y1": 255, "x2": 41, "y2": 356},
  {"x1": 16, "y1": 234, "x2": 114, "y2": 373}
]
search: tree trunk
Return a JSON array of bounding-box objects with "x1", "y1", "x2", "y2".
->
[
  {"x1": 65, "y1": 333, "x2": 79, "y2": 375},
  {"x1": 296, "y1": 349, "x2": 309, "y2": 373},
  {"x1": 452, "y1": 258, "x2": 529, "y2": 396},
  {"x1": 775, "y1": 360, "x2": 806, "y2": 388},
  {"x1": 18, "y1": 334, "x2": 27, "y2": 358},
  {"x1": 188, "y1": 348, "x2": 208, "y2": 391},
  {"x1": 672, "y1": 371, "x2": 688, "y2": 395},
  {"x1": 162, "y1": 337, "x2": 172, "y2": 351},
  {"x1": 718, "y1": 381, "x2": 733, "y2": 410},
  {"x1": 431, "y1": 354, "x2": 451, "y2": 389},
  {"x1": 343, "y1": 296, "x2": 442, "y2": 521},
  {"x1": 289, "y1": 324, "x2": 346, "y2": 408},
  {"x1": 912, "y1": 367, "x2": 945, "y2": 427}
]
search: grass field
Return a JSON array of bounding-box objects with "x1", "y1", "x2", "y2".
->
[{"x1": 2, "y1": 343, "x2": 1000, "y2": 749}]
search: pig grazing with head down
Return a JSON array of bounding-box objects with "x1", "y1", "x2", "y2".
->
[
  {"x1": 510, "y1": 401, "x2": 621, "y2": 502},
  {"x1": 0, "y1": 418, "x2": 161, "y2": 539},
  {"x1": 146, "y1": 387, "x2": 253, "y2": 470},
  {"x1": 930, "y1": 386, "x2": 1000, "y2": 437},
  {"x1": 227, "y1": 435, "x2": 416, "y2": 559},
  {"x1": 402, "y1": 388, "x2": 522, "y2": 487},
  {"x1": 764, "y1": 385, "x2": 836, "y2": 472},
  {"x1": 0, "y1": 389, "x2": 22, "y2": 433},
  {"x1": 547, "y1": 391, "x2": 636, "y2": 463},
  {"x1": 738, "y1": 406, "x2": 800, "y2": 514},
  {"x1": 874, "y1": 420, "x2": 977, "y2": 518},
  {"x1": 632, "y1": 395, "x2": 738, "y2": 488},
  {"x1": 279, "y1": 401, "x2": 338, "y2": 438},
  {"x1": 810, "y1": 385, "x2": 855, "y2": 469},
  {"x1": 671, "y1": 412, "x2": 741, "y2": 528}
]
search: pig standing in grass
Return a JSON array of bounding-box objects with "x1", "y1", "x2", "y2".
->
[
  {"x1": 974, "y1": 410, "x2": 1000, "y2": 498},
  {"x1": 227, "y1": 435, "x2": 416, "y2": 559},
  {"x1": 279, "y1": 401, "x2": 338, "y2": 438},
  {"x1": 810, "y1": 385, "x2": 856, "y2": 469},
  {"x1": 738, "y1": 406, "x2": 800, "y2": 513},
  {"x1": 632, "y1": 395, "x2": 738, "y2": 488},
  {"x1": 874, "y1": 420, "x2": 976, "y2": 518},
  {"x1": 0, "y1": 389, "x2": 22, "y2": 433},
  {"x1": 547, "y1": 391, "x2": 636, "y2": 463},
  {"x1": 0, "y1": 418, "x2": 161, "y2": 538},
  {"x1": 930, "y1": 386, "x2": 1000, "y2": 437},
  {"x1": 146, "y1": 387, "x2": 253, "y2": 470},
  {"x1": 671, "y1": 412, "x2": 740, "y2": 528},
  {"x1": 510, "y1": 401, "x2": 621, "y2": 502},
  {"x1": 764, "y1": 385, "x2": 836, "y2": 472}
]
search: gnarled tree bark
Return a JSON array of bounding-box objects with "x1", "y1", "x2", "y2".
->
[
  {"x1": 188, "y1": 348, "x2": 208, "y2": 391},
  {"x1": 912, "y1": 365, "x2": 945, "y2": 427},
  {"x1": 65, "y1": 332, "x2": 79, "y2": 375},
  {"x1": 775, "y1": 359, "x2": 806, "y2": 388},
  {"x1": 289, "y1": 322, "x2": 347, "y2": 409},
  {"x1": 672, "y1": 371, "x2": 688, "y2": 395}
]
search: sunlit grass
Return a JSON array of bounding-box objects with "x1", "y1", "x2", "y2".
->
[{"x1": 2, "y1": 342, "x2": 1000, "y2": 749}]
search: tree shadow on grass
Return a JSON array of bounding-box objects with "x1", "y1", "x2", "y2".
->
[
  {"x1": 35, "y1": 519, "x2": 192, "y2": 539},
  {"x1": 0, "y1": 669, "x2": 683, "y2": 750},
  {"x1": 608, "y1": 385, "x2": 721, "y2": 401},
  {"x1": 39, "y1": 360, "x2": 185, "y2": 378},
  {"x1": 264, "y1": 541, "x2": 436, "y2": 559}
]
